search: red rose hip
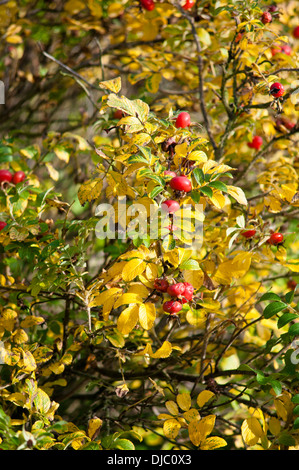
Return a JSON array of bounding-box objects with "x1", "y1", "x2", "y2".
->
[
  {"x1": 163, "y1": 300, "x2": 183, "y2": 314},
  {"x1": 162, "y1": 200, "x2": 180, "y2": 214},
  {"x1": 261, "y1": 12, "x2": 272, "y2": 24},
  {"x1": 181, "y1": 282, "x2": 194, "y2": 303},
  {"x1": 182, "y1": 0, "x2": 195, "y2": 9},
  {"x1": 241, "y1": 229, "x2": 256, "y2": 239},
  {"x1": 270, "y1": 82, "x2": 284, "y2": 98},
  {"x1": 140, "y1": 0, "x2": 155, "y2": 11},
  {"x1": 12, "y1": 171, "x2": 26, "y2": 184},
  {"x1": 169, "y1": 175, "x2": 192, "y2": 193},
  {"x1": 268, "y1": 232, "x2": 284, "y2": 245},
  {"x1": 154, "y1": 278, "x2": 169, "y2": 292},
  {"x1": 287, "y1": 279, "x2": 297, "y2": 290},
  {"x1": 293, "y1": 26, "x2": 299, "y2": 39},
  {"x1": 247, "y1": 136, "x2": 263, "y2": 150},
  {"x1": 0, "y1": 221, "x2": 7, "y2": 231},
  {"x1": 0, "y1": 169, "x2": 13, "y2": 183},
  {"x1": 167, "y1": 283, "x2": 186, "y2": 297},
  {"x1": 175, "y1": 112, "x2": 191, "y2": 129}
]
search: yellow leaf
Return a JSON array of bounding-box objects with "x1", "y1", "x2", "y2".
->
[
  {"x1": 6, "y1": 34, "x2": 22, "y2": 44},
  {"x1": 87, "y1": 417, "x2": 103, "y2": 439},
  {"x1": 21, "y1": 349, "x2": 37, "y2": 372},
  {"x1": 241, "y1": 417, "x2": 263, "y2": 446},
  {"x1": 227, "y1": 185, "x2": 247, "y2": 206},
  {"x1": 138, "y1": 303, "x2": 156, "y2": 330},
  {"x1": 163, "y1": 419, "x2": 181, "y2": 439},
  {"x1": 210, "y1": 191, "x2": 227, "y2": 210},
  {"x1": 117, "y1": 304, "x2": 139, "y2": 335},
  {"x1": 188, "y1": 151, "x2": 208, "y2": 163},
  {"x1": 99, "y1": 76, "x2": 121, "y2": 93},
  {"x1": 268, "y1": 417, "x2": 281, "y2": 436},
  {"x1": 183, "y1": 409, "x2": 200, "y2": 423},
  {"x1": 188, "y1": 419, "x2": 202, "y2": 447},
  {"x1": 200, "y1": 436, "x2": 227, "y2": 450},
  {"x1": 12, "y1": 328, "x2": 28, "y2": 344},
  {"x1": 166, "y1": 400, "x2": 179, "y2": 416},
  {"x1": 122, "y1": 258, "x2": 147, "y2": 282},
  {"x1": 114, "y1": 293, "x2": 143, "y2": 309},
  {"x1": 145, "y1": 73, "x2": 162, "y2": 94},
  {"x1": 177, "y1": 393, "x2": 191, "y2": 412},
  {"x1": 20, "y1": 316, "x2": 45, "y2": 328},
  {"x1": 78, "y1": 178, "x2": 103, "y2": 206},
  {"x1": 150, "y1": 341, "x2": 172, "y2": 358},
  {"x1": 89, "y1": 288, "x2": 122, "y2": 307},
  {"x1": 64, "y1": 0, "x2": 85, "y2": 14},
  {"x1": 197, "y1": 390, "x2": 215, "y2": 408}
]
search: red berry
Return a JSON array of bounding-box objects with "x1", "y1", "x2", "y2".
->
[
  {"x1": 169, "y1": 175, "x2": 192, "y2": 193},
  {"x1": 287, "y1": 279, "x2": 297, "y2": 290},
  {"x1": 247, "y1": 136, "x2": 263, "y2": 150},
  {"x1": 293, "y1": 26, "x2": 299, "y2": 39},
  {"x1": 163, "y1": 300, "x2": 183, "y2": 314},
  {"x1": 113, "y1": 109, "x2": 124, "y2": 119},
  {"x1": 164, "y1": 171, "x2": 177, "y2": 178},
  {"x1": 241, "y1": 229, "x2": 256, "y2": 239},
  {"x1": 167, "y1": 283, "x2": 186, "y2": 297},
  {"x1": 268, "y1": 232, "x2": 284, "y2": 245},
  {"x1": 182, "y1": 0, "x2": 195, "y2": 10},
  {"x1": 140, "y1": 0, "x2": 155, "y2": 11},
  {"x1": 181, "y1": 282, "x2": 194, "y2": 303},
  {"x1": 281, "y1": 44, "x2": 292, "y2": 55},
  {"x1": 0, "y1": 221, "x2": 7, "y2": 231},
  {"x1": 271, "y1": 46, "x2": 281, "y2": 56},
  {"x1": 270, "y1": 82, "x2": 284, "y2": 98},
  {"x1": 154, "y1": 278, "x2": 169, "y2": 292},
  {"x1": 261, "y1": 12, "x2": 272, "y2": 24},
  {"x1": 276, "y1": 116, "x2": 296, "y2": 131},
  {"x1": 12, "y1": 171, "x2": 26, "y2": 184},
  {"x1": 175, "y1": 112, "x2": 191, "y2": 129},
  {"x1": 0, "y1": 169, "x2": 13, "y2": 183},
  {"x1": 162, "y1": 200, "x2": 180, "y2": 214}
]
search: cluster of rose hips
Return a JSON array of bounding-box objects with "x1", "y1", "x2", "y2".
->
[
  {"x1": 139, "y1": 0, "x2": 195, "y2": 11},
  {"x1": 154, "y1": 278, "x2": 194, "y2": 315},
  {"x1": 241, "y1": 229, "x2": 284, "y2": 246},
  {"x1": 0, "y1": 169, "x2": 26, "y2": 185}
]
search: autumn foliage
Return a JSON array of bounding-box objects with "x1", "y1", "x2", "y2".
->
[{"x1": 0, "y1": 0, "x2": 299, "y2": 451}]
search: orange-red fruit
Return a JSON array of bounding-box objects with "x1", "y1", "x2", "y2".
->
[
  {"x1": 154, "y1": 278, "x2": 169, "y2": 292},
  {"x1": 181, "y1": 282, "x2": 194, "y2": 304},
  {"x1": 163, "y1": 300, "x2": 183, "y2": 314},
  {"x1": 261, "y1": 12, "x2": 272, "y2": 24},
  {"x1": 247, "y1": 136, "x2": 263, "y2": 150},
  {"x1": 167, "y1": 283, "x2": 186, "y2": 297},
  {"x1": 0, "y1": 169, "x2": 13, "y2": 183},
  {"x1": 0, "y1": 221, "x2": 7, "y2": 231},
  {"x1": 241, "y1": 229, "x2": 256, "y2": 239},
  {"x1": 169, "y1": 175, "x2": 192, "y2": 193},
  {"x1": 175, "y1": 112, "x2": 191, "y2": 129},
  {"x1": 140, "y1": 0, "x2": 155, "y2": 11},
  {"x1": 12, "y1": 171, "x2": 26, "y2": 184},
  {"x1": 293, "y1": 26, "x2": 299, "y2": 39},
  {"x1": 287, "y1": 279, "x2": 297, "y2": 290},
  {"x1": 281, "y1": 44, "x2": 292, "y2": 55},
  {"x1": 113, "y1": 109, "x2": 124, "y2": 119},
  {"x1": 162, "y1": 200, "x2": 180, "y2": 214},
  {"x1": 268, "y1": 232, "x2": 284, "y2": 245},
  {"x1": 270, "y1": 82, "x2": 284, "y2": 98},
  {"x1": 182, "y1": 0, "x2": 195, "y2": 9}
]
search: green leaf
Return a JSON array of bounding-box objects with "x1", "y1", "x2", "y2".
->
[
  {"x1": 288, "y1": 323, "x2": 299, "y2": 337},
  {"x1": 263, "y1": 301, "x2": 287, "y2": 319},
  {"x1": 200, "y1": 186, "x2": 213, "y2": 198},
  {"x1": 294, "y1": 417, "x2": 299, "y2": 430},
  {"x1": 180, "y1": 259, "x2": 200, "y2": 270},
  {"x1": 291, "y1": 394, "x2": 299, "y2": 404},
  {"x1": 150, "y1": 185, "x2": 164, "y2": 198},
  {"x1": 278, "y1": 432, "x2": 296, "y2": 447},
  {"x1": 293, "y1": 405, "x2": 299, "y2": 415},
  {"x1": 284, "y1": 290, "x2": 295, "y2": 304},
  {"x1": 209, "y1": 181, "x2": 228, "y2": 192},
  {"x1": 192, "y1": 168, "x2": 204, "y2": 185},
  {"x1": 114, "y1": 438, "x2": 135, "y2": 450},
  {"x1": 277, "y1": 312, "x2": 298, "y2": 329},
  {"x1": 259, "y1": 292, "x2": 281, "y2": 302}
]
